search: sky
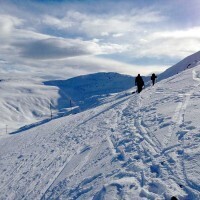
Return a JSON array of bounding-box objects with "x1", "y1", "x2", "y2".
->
[{"x1": 0, "y1": 0, "x2": 200, "y2": 80}]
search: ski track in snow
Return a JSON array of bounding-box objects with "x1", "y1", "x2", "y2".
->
[
  {"x1": 102, "y1": 68, "x2": 200, "y2": 199},
  {"x1": 163, "y1": 69, "x2": 200, "y2": 149},
  {"x1": 159, "y1": 69, "x2": 200, "y2": 198},
  {"x1": 0, "y1": 66, "x2": 200, "y2": 199}
]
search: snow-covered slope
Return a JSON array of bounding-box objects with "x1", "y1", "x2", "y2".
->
[
  {"x1": 0, "y1": 64, "x2": 200, "y2": 199},
  {"x1": 0, "y1": 78, "x2": 60, "y2": 134},
  {"x1": 0, "y1": 73, "x2": 134, "y2": 134},
  {"x1": 159, "y1": 51, "x2": 200, "y2": 80}
]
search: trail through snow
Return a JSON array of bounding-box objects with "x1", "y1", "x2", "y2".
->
[{"x1": 0, "y1": 66, "x2": 200, "y2": 199}]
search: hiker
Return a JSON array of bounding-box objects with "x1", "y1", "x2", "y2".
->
[
  {"x1": 135, "y1": 74, "x2": 144, "y2": 93},
  {"x1": 151, "y1": 73, "x2": 157, "y2": 85}
]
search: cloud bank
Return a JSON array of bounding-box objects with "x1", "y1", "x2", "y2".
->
[
  {"x1": 16, "y1": 38, "x2": 101, "y2": 59},
  {"x1": 0, "y1": 0, "x2": 200, "y2": 80}
]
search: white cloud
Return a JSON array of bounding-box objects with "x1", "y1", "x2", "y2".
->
[
  {"x1": 151, "y1": 27, "x2": 200, "y2": 39},
  {"x1": 42, "y1": 15, "x2": 73, "y2": 30},
  {"x1": 0, "y1": 0, "x2": 200, "y2": 80},
  {"x1": 132, "y1": 27, "x2": 200, "y2": 59},
  {"x1": 99, "y1": 43, "x2": 129, "y2": 54},
  {"x1": 40, "y1": 9, "x2": 165, "y2": 38},
  {"x1": 0, "y1": 14, "x2": 23, "y2": 40},
  {"x1": 112, "y1": 33, "x2": 124, "y2": 38}
]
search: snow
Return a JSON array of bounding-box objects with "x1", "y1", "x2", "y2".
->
[
  {"x1": 0, "y1": 77, "x2": 60, "y2": 134},
  {"x1": 159, "y1": 51, "x2": 200, "y2": 81},
  {"x1": 0, "y1": 52, "x2": 200, "y2": 199},
  {"x1": 0, "y1": 72, "x2": 134, "y2": 134}
]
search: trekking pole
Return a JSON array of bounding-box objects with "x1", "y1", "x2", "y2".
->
[{"x1": 50, "y1": 103, "x2": 53, "y2": 120}]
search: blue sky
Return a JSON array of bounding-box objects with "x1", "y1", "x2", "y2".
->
[{"x1": 0, "y1": 0, "x2": 200, "y2": 80}]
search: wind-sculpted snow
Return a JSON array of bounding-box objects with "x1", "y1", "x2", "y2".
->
[{"x1": 0, "y1": 65, "x2": 200, "y2": 199}]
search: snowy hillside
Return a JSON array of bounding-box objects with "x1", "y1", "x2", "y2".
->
[
  {"x1": 44, "y1": 72, "x2": 134, "y2": 111},
  {"x1": 0, "y1": 78, "x2": 59, "y2": 134},
  {"x1": 159, "y1": 51, "x2": 200, "y2": 80},
  {"x1": 0, "y1": 63, "x2": 200, "y2": 199},
  {"x1": 0, "y1": 73, "x2": 134, "y2": 135}
]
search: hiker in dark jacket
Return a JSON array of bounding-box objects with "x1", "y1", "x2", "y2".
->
[
  {"x1": 151, "y1": 73, "x2": 157, "y2": 85},
  {"x1": 135, "y1": 74, "x2": 144, "y2": 93}
]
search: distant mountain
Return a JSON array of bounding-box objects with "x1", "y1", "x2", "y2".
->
[
  {"x1": 44, "y1": 72, "x2": 134, "y2": 111},
  {"x1": 158, "y1": 51, "x2": 200, "y2": 80}
]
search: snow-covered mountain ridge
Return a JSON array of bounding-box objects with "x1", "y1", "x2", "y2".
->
[{"x1": 0, "y1": 62, "x2": 200, "y2": 199}]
